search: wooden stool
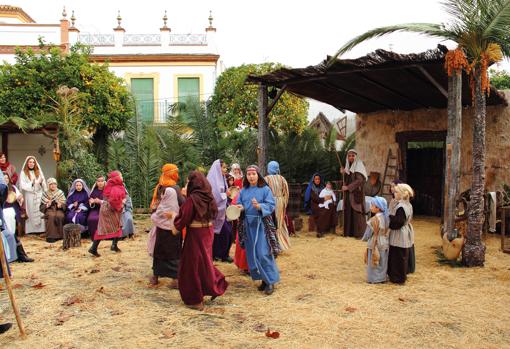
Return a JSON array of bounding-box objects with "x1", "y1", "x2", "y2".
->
[{"x1": 63, "y1": 224, "x2": 81, "y2": 250}]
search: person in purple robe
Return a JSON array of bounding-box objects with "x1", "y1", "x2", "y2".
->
[
  {"x1": 65, "y1": 179, "x2": 90, "y2": 231},
  {"x1": 207, "y1": 159, "x2": 233, "y2": 263},
  {"x1": 87, "y1": 176, "x2": 105, "y2": 239}
]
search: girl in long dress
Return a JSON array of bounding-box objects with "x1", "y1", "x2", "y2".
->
[
  {"x1": 65, "y1": 179, "x2": 90, "y2": 231},
  {"x1": 362, "y1": 196, "x2": 390, "y2": 283},
  {"x1": 19, "y1": 156, "x2": 47, "y2": 234},
  {"x1": 148, "y1": 187, "x2": 180, "y2": 287},
  {"x1": 236, "y1": 165, "x2": 280, "y2": 295},
  {"x1": 87, "y1": 176, "x2": 105, "y2": 240},
  {"x1": 147, "y1": 164, "x2": 185, "y2": 287},
  {"x1": 88, "y1": 171, "x2": 126, "y2": 257},
  {"x1": 174, "y1": 171, "x2": 228, "y2": 311},
  {"x1": 2, "y1": 172, "x2": 33, "y2": 262},
  {"x1": 388, "y1": 183, "x2": 415, "y2": 284},
  {"x1": 121, "y1": 192, "x2": 135, "y2": 238},
  {"x1": 40, "y1": 178, "x2": 66, "y2": 242},
  {"x1": 208, "y1": 159, "x2": 232, "y2": 263},
  {"x1": 264, "y1": 160, "x2": 290, "y2": 250}
]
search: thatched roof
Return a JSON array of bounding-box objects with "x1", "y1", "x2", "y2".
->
[{"x1": 247, "y1": 45, "x2": 507, "y2": 114}]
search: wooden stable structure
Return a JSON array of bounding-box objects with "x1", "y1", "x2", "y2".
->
[{"x1": 248, "y1": 45, "x2": 509, "y2": 229}]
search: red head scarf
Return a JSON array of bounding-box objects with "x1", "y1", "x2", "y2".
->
[{"x1": 104, "y1": 171, "x2": 126, "y2": 211}]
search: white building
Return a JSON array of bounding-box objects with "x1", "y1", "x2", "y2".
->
[{"x1": 0, "y1": 5, "x2": 221, "y2": 178}]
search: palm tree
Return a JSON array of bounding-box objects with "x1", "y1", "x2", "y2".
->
[{"x1": 330, "y1": 0, "x2": 510, "y2": 267}]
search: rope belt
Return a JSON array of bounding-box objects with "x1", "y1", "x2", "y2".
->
[{"x1": 189, "y1": 221, "x2": 212, "y2": 228}]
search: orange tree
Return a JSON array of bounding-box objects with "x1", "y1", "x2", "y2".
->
[{"x1": 210, "y1": 63, "x2": 308, "y2": 133}]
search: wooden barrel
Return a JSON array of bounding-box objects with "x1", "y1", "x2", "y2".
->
[{"x1": 63, "y1": 224, "x2": 81, "y2": 250}]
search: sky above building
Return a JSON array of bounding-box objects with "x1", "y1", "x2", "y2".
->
[{"x1": 10, "y1": 0, "x2": 510, "y2": 120}]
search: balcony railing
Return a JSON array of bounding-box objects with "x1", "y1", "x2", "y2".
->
[
  {"x1": 169, "y1": 34, "x2": 207, "y2": 46},
  {"x1": 134, "y1": 100, "x2": 169, "y2": 123},
  {"x1": 123, "y1": 34, "x2": 161, "y2": 46},
  {"x1": 134, "y1": 98, "x2": 204, "y2": 124},
  {"x1": 78, "y1": 33, "x2": 115, "y2": 46},
  {"x1": 77, "y1": 33, "x2": 207, "y2": 47}
]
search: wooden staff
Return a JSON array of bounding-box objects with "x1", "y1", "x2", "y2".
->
[{"x1": 0, "y1": 235, "x2": 26, "y2": 338}]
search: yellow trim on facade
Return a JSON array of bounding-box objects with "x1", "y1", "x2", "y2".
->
[
  {"x1": 124, "y1": 72, "x2": 161, "y2": 122},
  {"x1": 0, "y1": 11, "x2": 34, "y2": 23},
  {"x1": 106, "y1": 62, "x2": 216, "y2": 67},
  {"x1": 0, "y1": 13, "x2": 29, "y2": 23},
  {"x1": 174, "y1": 74, "x2": 205, "y2": 103}
]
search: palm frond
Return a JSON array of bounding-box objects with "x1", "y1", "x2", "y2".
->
[{"x1": 328, "y1": 23, "x2": 446, "y2": 65}]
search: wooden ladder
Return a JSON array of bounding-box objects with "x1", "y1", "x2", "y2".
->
[{"x1": 381, "y1": 149, "x2": 399, "y2": 200}]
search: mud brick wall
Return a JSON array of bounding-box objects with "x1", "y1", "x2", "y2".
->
[{"x1": 356, "y1": 91, "x2": 510, "y2": 192}]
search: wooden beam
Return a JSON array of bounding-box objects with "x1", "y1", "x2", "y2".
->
[
  {"x1": 318, "y1": 80, "x2": 394, "y2": 110},
  {"x1": 358, "y1": 73, "x2": 428, "y2": 109},
  {"x1": 247, "y1": 61, "x2": 443, "y2": 87},
  {"x1": 444, "y1": 72, "x2": 462, "y2": 238},
  {"x1": 414, "y1": 65, "x2": 448, "y2": 98},
  {"x1": 266, "y1": 84, "x2": 287, "y2": 117},
  {"x1": 257, "y1": 84, "x2": 269, "y2": 175}
]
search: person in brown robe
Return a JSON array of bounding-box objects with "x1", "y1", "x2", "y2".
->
[
  {"x1": 304, "y1": 174, "x2": 337, "y2": 238},
  {"x1": 342, "y1": 149, "x2": 368, "y2": 238},
  {"x1": 40, "y1": 178, "x2": 66, "y2": 242},
  {"x1": 174, "y1": 171, "x2": 228, "y2": 311},
  {"x1": 364, "y1": 172, "x2": 382, "y2": 197}
]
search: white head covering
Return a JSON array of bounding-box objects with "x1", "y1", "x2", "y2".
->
[
  {"x1": 68, "y1": 178, "x2": 91, "y2": 197},
  {"x1": 229, "y1": 163, "x2": 243, "y2": 180},
  {"x1": 20, "y1": 155, "x2": 47, "y2": 191},
  {"x1": 21, "y1": 155, "x2": 46, "y2": 179},
  {"x1": 345, "y1": 149, "x2": 368, "y2": 179}
]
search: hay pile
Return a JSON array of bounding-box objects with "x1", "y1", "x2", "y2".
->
[{"x1": 1, "y1": 216, "x2": 509, "y2": 348}]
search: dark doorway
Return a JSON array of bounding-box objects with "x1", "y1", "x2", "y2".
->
[{"x1": 396, "y1": 131, "x2": 446, "y2": 217}]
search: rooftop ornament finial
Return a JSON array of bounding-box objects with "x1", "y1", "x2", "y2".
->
[
  {"x1": 206, "y1": 10, "x2": 216, "y2": 32},
  {"x1": 162, "y1": 10, "x2": 168, "y2": 28},
  {"x1": 62, "y1": 6, "x2": 67, "y2": 19},
  {"x1": 208, "y1": 10, "x2": 213, "y2": 28},
  {"x1": 116, "y1": 10, "x2": 122, "y2": 28},
  {"x1": 70, "y1": 10, "x2": 76, "y2": 27}
]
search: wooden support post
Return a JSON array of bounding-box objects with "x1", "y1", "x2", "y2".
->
[
  {"x1": 444, "y1": 72, "x2": 462, "y2": 238},
  {"x1": 257, "y1": 84, "x2": 269, "y2": 175},
  {"x1": 0, "y1": 235, "x2": 27, "y2": 338}
]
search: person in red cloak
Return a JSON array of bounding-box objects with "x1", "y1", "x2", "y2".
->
[
  {"x1": 88, "y1": 171, "x2": 126, "y2": 257},
  {"x1": 174, "y1": 171, "x2": 228, "y2": 311}
]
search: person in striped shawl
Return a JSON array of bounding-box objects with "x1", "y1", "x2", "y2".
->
[
  {"x1": 40, "y1": 178, "x2": 66, "y2": 242},
  {"x1": 264, "y1": 161, "x2": 290, "y2": 251}
]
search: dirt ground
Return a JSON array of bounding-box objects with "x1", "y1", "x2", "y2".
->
[{"x1": 1, "y1": 216, "x2": 509, "y2": 349}]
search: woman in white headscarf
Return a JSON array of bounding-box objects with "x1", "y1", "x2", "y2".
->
[
  {"x1": 230, "y1": 163, "x2": 244, "y2": 189},
  {"x1": 19, "y1": 156, "x2": 47, "y2": 234},
  {"x1": 341, "y1": 149, "x2": 368, "y2": 238}
]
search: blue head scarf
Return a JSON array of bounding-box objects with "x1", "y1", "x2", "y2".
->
[
  {"x1": 371, "y1": 196, "x2": 389, "y2": 227},
  {"x1": 304, "y1": 173, "x2": 324, "y2": 214},
  {"x1": 267, "y1": 161, "x2": 280, "y2": 175}
]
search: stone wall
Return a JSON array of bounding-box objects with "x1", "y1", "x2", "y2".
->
[{"x1": 356, "y1": 91, "x2": 510, "y2": 193}]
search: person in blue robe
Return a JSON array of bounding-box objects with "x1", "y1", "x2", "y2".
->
[{"x1": 237, "y1": 165, "x2": 280, "y2": 295}]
